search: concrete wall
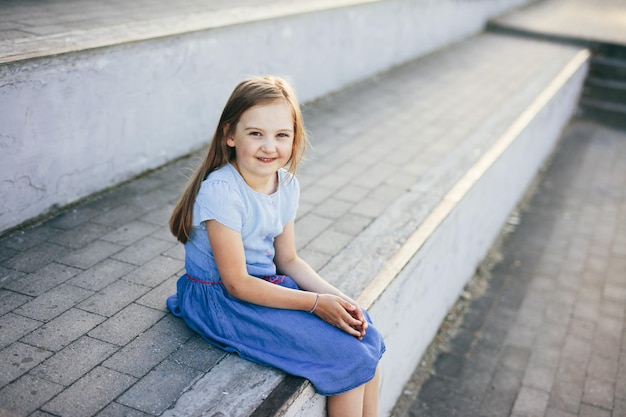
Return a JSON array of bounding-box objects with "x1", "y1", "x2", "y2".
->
[{"x1": 0, "y1": 0, "x2": 532, "y2": 234}]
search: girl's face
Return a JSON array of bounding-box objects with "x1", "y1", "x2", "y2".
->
[{"x1": 226, "y1": 101, "x2": 294, "y2": 193}]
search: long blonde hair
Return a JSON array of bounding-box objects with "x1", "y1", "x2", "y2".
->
[{"x1": 169, "y1": 76, "x2": 307, "y2": 243}]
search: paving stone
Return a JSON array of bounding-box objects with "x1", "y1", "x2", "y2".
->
[
  {"x1": 30, "y1": 336, "x2": 118, "y2": 386},
  {"x1": 587, "y1": 353, "x2": 618, "y2": 383},
  {"x1": 68, "y1": 258, "x2": 137, "y2": 291},
  {"x1": 543, "y1": 407, "x2": 577, "y2": 417},
  {"x1": 562, "y1": 335, "x2": 592, "y2": 362},
  {"x1": 433, "y1": 352, "x2": 464, "y2": 378},
  {"x1": 48, "y1": 221, "x2": 113, "y2": 249},
  {"x1": 549, "y1": 379, "x2": 584, "y2": 414},
  {"x1": 102, "y1": 326, "x2": 186, "y2": 378},
  {"x1": 100, "y1": 220, "x2": 161, "y2": 246},
  {"x1": 29, "y1": 410, "x2": 59, "y2": 417},
  {"x1": 88, "y1": 303, "x2": 165, "y2": 346},
  {"x1": 613, "y1": 398, "x2": 626, "y2": 417},
  {"x1": 117, "y1": 360, "x2": 201, "y2": 415},
  {"x1": 306, "y1": 229, "x2": 353, "y2": 256},
  {"x1": 91, "y1": 203, "x2": 147, "y2": 228},
  {"x1": 3, "y1": 262, "x2": 81, "y2": 297},
  {"x1": 0, "y1": 374, "x2": 63, "y2": 416},
  {"x1": 591, "y1": 335, "x2": 621, "y2": 361},
  {"x1": 111, "y1": 236, "x2": 175, "y2": 266},
  {"x1": 162, "y1": 244, "x2": 184, "y2": 261},
  {"x1": 21, "y1": 308, "x2": 105, "y2": 351},
  {"x1": 169, "y1": 335, "x2": 226, "y2": 371},
  {"x1": 349, "y1": 197, "x2": 389, "y2": 218},
  {"x1": 42, "y1": 366, "x2": 137, "y2": 417},
  {"x1": 94, "y1": 402, "x2": 153, "y2": 417},
  {"x1": 454, "y1": 362, "x2": 494, "y2": 402},
  {"x1": 499, "y1": 345, "x2": 531, "y2": 373},
  {"x1": 578, "y1": 403, "x2": 611, "y2": 417},
  {"x1": 122, "y1": 255, "x2": 183, "y2": 287},
  {"x1": 334, "y1": 184, "x2": 371, "y2": 203},
  {"x1": 0, "y1": 289, "x2": 31, "y2": 316},
  {"x1": 59, "y1": 240, "x2": 124, "y2": 269},
  {"x1": 582, "y1": 376, "x2": 614, "y2": 410},
  {"x1": 2, "y1": 242, "x2": 70, "y2": 273},
  {"x1": 47, "y1": 206, "x2": 102, "y2": 229},
  {"x1": 311, "y1": 197, "x2": 352, "y2": 220},
  {"x1": 522, "y1": 361, "x2": 557, "y2": 392},
  {"x1": 135, "y1": 274, "x2": 179, "y2": 311},
  {"x1": 0, "y1": 312, "x2": 42, "y2": 350},
  {"x1": 77, "y1": 279, "x2": 150, "y2": 317},
  {"x1": 15, "y1": 283, "x2": 93, "y2": 322},
  {"x1": 0, "y1": 226, "x2": 60, "y2": 251},
  {"x1": 142, "y1": 205, "x2": 175, "y2": 227},
  {"x1": 511, "y1": 386, "x2": 550, "y2": 417},
  {"x1": 417, "y1": 375, "x2": 451, "y2": 405},
  {"x1": 479, "y1": 368, "x2": 524, "y2": 417},
  {"x1": 0, "y1": 342, "x2": 53, "y2": 388},
  {"x1": 332, "y1": 212, "x2": 373, "y2": 236},
  {"x1": 0, "y1": 246, "x2": 17, "y2": 263},
  {"x1": 294, "y1": 213, "x2": 333, "y2": 248},
  {"x1": 446, "y1": 327, "x2": 476, "y2": 356},
  {"x1": 568, "y1": 317, "x2": 596, "y2": 341}
]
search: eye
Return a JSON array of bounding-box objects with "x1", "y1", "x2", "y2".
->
[
  {"x1": 249, "y1": 131, "x2": 262, "y2": 137},
  {"x1": 277, "y1": 132, "x2": 292, "y2": 140}
]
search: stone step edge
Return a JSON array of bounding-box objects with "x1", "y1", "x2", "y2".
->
[
  {"x1": 0, "y1": 0, "x2": 380, "y2": 65},
  {"x1": 486, "y1": 20, "x2": 626, "y2": 57}
]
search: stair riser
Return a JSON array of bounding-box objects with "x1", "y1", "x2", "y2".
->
[
  {"x1": 589, "y1": 60, "x2": 626, "y2": 80},
  {"x1": 583, "y1": 82, "x2": 626, "y2": 103},
  {"x1": 579, "y1": 103, "x2": 626, "y2": 128}
]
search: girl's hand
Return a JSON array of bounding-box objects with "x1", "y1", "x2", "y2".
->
[{"x1": 313, "y1": 294, "x2": 368, "y2": 340}]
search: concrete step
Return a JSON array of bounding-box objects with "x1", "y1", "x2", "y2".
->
[
  {"x1": 579, "y1": 99, "x2": 626, "y2": 129},
  {"x1": 0, "y1": 0, "x2": 532, "y2": 235},
  {"x1": 590, "y1": 56, "x2": 626, "y2": 79},
  {"x1": 583, "y1": 77, "x2": 626, "y2": 103}
]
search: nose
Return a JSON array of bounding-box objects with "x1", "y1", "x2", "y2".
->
[{"x1": 261, "y1": 137, "x2": 277, "y2": 153}]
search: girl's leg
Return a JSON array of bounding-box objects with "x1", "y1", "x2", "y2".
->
[
  {"x1": 327, "y1": 366, "x2": 380, "y2": 417},
  {"x1": 327, "y1": 385, "x2": 365, "y2": 417},
  {"x1": 362, "y1": 366, "x2": 380, "y2": 417}
]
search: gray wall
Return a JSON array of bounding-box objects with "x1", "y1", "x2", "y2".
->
[{"x1": 0, "y1": 0, "x2": 532, "y2": 233}]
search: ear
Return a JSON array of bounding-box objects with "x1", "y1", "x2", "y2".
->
[{"x1": 223, "y1": 124, "x2": 235, "y2": 148}]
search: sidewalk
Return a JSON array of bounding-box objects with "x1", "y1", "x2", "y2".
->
[{"x1": 395, "y1": 118, "x2": 626, "y2": 417}]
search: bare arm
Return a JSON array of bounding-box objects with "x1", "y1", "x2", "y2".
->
[
  {"x1": 274, "y1": 221, "x2": 368, "y2": 339},
  {"x1": 207, "y1": 219, "x2": 317, "y2": 312}
]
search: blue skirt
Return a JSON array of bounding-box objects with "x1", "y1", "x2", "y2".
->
[{"x1": 166, "y1": 274, "x2": 385, "y2": 396}]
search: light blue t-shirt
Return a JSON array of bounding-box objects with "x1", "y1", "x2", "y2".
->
[{"x1": 184, "y1": 163, "x2": 300, "y2": 280}]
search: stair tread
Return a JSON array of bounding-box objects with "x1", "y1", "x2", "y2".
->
[{"x1": 0, "y1": 0, "x2": 374, "y2": 64}]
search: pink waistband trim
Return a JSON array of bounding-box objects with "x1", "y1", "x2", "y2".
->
[
  {"x1": 185, "y1": 274, "x2": 223, "y2": 285},
  {"x1": 185, "y1": 274, "x2": 286, "y2": 285}
]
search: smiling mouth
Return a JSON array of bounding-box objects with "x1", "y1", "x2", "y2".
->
[{"x1": 257, "y1": 157, "x2": 276, "y2": 163}]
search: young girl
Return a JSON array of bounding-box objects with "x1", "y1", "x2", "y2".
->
[{"x1": 167, "y1": 76, "x2": 385, "y2": 417}]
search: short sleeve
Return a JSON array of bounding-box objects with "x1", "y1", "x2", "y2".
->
[
  {"x1": 283, "y1": 175, "x2": 300, "y2": 222},
  {"x1": 192, "y1": 179, "x2": 245, "y2": 231}
]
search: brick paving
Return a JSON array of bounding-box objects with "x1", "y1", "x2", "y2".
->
[{"x1": 396, "y1": 119, "x2": 626, "y2": 417}]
